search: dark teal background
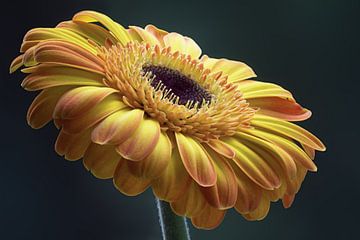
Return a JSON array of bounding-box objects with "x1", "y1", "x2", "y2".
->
[{"x1": 1, "y1": 0, "x2": 359, "y2": 239}]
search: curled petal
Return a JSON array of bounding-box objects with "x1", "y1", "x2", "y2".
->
[
  {"x1": 55, "y1": 129, "x2": 91, "y2": 161},
  {"x1": 250, "y1": 97, "x2": 312, "y2": 121},
  {"x1": 54, "y1": 86, "x2": 118, "y2": 119},
  {"x1": 73, "y1": 10, "x2": 131, "y2": 45},
  {"x1": 200, "y1": 148, "x2": 238, "y2": 209},
  {"x1": 10, "y1": 54, "x2": 23, "y2": 73},
  {"x1": 145, "y1": 25, "x2": 168, "y2": 45},
  {"x1": 282, "y1": 194, "x2": 295, "y2": 208},
  {"x1": 175, "y1": 132, "x2": 216, "y2": 187},
  {"x1": 163, "y1": 32, "x2": 202, "y2": 59},
  {"x1": 27, "y1": 86, "x2": 72, "y2": 129},
  {"x1": 191, "y1": 204, "x2": 226, "y2": 230},
  {"x1": 129, "y1": 26, "x2": 161, "y2": 46},
  {"x1": 116, "y1": 118, "x2": 160, "y2": 161},
  {"x1": 127, "y1": 131, "x2": 171, "y2": 179},
  {"x1": 252, "y1": 114, "x2": 326, "y2": 151},
  {"x1": 200, "y1": 55, "x2": 256, "y2": 82},
  {"x1": 56, "y1": 20, "x2": 117, "y2": 46},
  {"x1": 113, "y1": 160, "x2": 151, "y2": 196},
  {"x1": 83, "y1": 144, "x2": 121, "y2": 179},
  {"x1": 152, "y1": 148, "x2": 192, "y2": 202},
  {"x1": 224, "y1": 137, "x2": 281, "y2": 190},
  {"x1": 92, "y1": 109, "x2": 144, "y2": 145},
  {"x1": 170, "y1": 182, "x2": 206, "y2": 217}
]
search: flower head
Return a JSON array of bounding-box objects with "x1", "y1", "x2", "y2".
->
[{"x1": 11, "y1": 11, "x2": 325, "y2": 229}]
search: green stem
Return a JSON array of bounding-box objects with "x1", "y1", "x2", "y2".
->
[{"x1": 156, "y1": 198, "x2": 191, "y2": 240}]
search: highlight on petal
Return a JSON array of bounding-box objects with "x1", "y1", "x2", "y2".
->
[
  {"x1": 163, "y1": 32, "x2": 202, "y2": 59},
  {"x1": 113, "y1": 160, "x2": 151, "y2": 196},
  {"x1": 10, "y1": 54, "x2": 23, "y2": 73},
  {"x1": 73, "y1": 10, "x2": 131, "y2": 45},
  {"x1": 91, "y1": 109, "x2": 144, "y2": 145},
  {"x1": 83, "y1": 144, "x2": 121, "y2": 179},
  {"x1": 200, "y1": 55, "x2": 256, "y2": 82},
  {"x1": 236, "y1": 80, "x2": 293, "y2": 100},
  {"x1": 127, "y1": 131, "x2": 171, "y2": 179},
  {"x1": 175, "y1": 132, "x2": 217, "y2": 187},
  {"x1": 116, "y1": 118, "x2": 160, "y2": 161}
]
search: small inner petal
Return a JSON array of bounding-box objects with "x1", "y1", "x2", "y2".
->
[{"x1": 142, "y1": 65, "x2": 212, "y2": 108}]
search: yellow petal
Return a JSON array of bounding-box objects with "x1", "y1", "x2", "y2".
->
[
  {"x1": 145, "y1": 25, "x2": 168, "y2": 45},
  {"x1": 243, "y1": 194, "x2": 270, "y2": 221},
  {"x1": 163, "y1": 32, "x2": 202, "y2": 59},
  {"x1": 224, "y1": 137, "x2": 281, "y2": 190},
  {"x1": 33, "y1": 40, "x2": 104, "y2": 74},
  {"x1": 170, "y1": 182, "x2": 206, "y2": 217},
  {"x1": 237, "y1": 131, "x2": 298, "y2": 180},
  {"x1": 22, "y1": 66, "x2": 104, "y2": 91},
  {"x1": 27, "y1": 86, "x2": 73, "y2": 129},
  {"x1": 200, "y1": 55, "x2": 256, "y2": 82},
  {"x1": 73, "y1": 10, "x2": 131, "y2": 45},
  {"x1": 250, "y1": 98, "x2": 312, "y2": 121},
  {"x1": 21, "y1": 27, "x2": 97, "y2": 54},
  {"x1": 206, "y1": 139, "x2": 235, "y2": 159},
  {"x1": 55, "y1": 129, "x2": 91, "y2": 161},
  {"x1": 252, "y1": 114, "x2": 326, "y2": 151},
  {"x1": 91, "y1": 109, "x2": 144, "y2": 145},
  {"x1": 236, "y1": 80, "x2": 294, "y2": 100},
  {"x1": 249, "y1": 129, "x2": 317, "y2": 171},
  {"x1": 191, "y1": 204, "x2": 226, "y2": 230},
  {"x1": 152, "y1": 148, "x2": 192, "y2": 202},
  {"x1": 127, "y1": 131, "x2": 171, "y2": 179},
  {"x1": 282, "y1": 194, "x2": 295, "y2": 208},
  {"x1": 113, "y1": 160, "x2": 150, "y2": 196},
  {"x1": 53, "y1": 86, "x2": 118, "y2": 119},
  {"x1": 128, "y1": 26, "x2": 161, "y2": 46},
  {"x1": 56, "y1": 20, "x2": 117, "y2": 46},
  {"x1": 60, "y1": 94, "x2": 126, "y2": 134},
  {"x1": 200, "y1": 147, "x2": 238, "y2": 209},
  {"x1": 232, "y1": 163, "x2": 262, "y2": 214},
  {"x1": 116, "y1": 118, "x2": 160, "y2": 161},
  {"x1": 83, "y1": 144, "x2": 121, "y2": 179},
  {"x1": 10, "y1": 54, "x2": 23, "y2": 73},
  {"x1": 175, "y1": 132, "x2": 216, "y2": 187}
]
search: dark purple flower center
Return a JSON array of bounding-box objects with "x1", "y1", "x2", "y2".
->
[{"x1": 142, "y1": 65, "x2": 212, "y2": 108}]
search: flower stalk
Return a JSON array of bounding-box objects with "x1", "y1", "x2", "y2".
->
[{"x1": 156, "y1": 198, "x2": 191, "y2": 240}]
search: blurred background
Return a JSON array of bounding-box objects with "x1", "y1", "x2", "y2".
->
[{"x1": 1, "y1": 0, "x2": 359, "y2": 239}]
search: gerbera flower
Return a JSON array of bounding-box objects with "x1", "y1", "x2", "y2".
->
[{"x1": 10, "y1": 10, "x2": 325, "y2": 230}]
